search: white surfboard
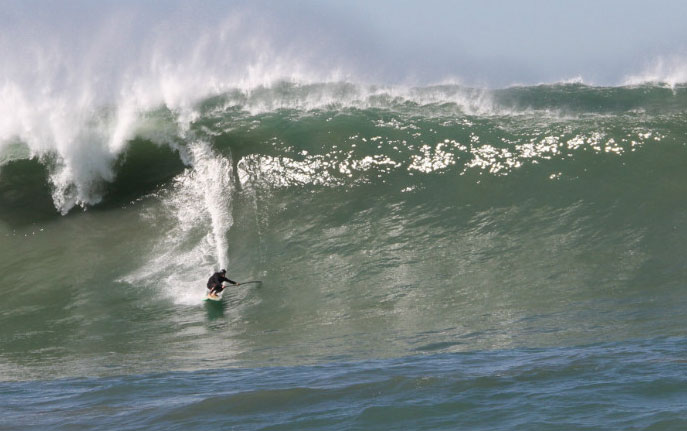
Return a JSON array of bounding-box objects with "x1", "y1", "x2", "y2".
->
[{"x1": 203, "y1": 292, "x2": 222, "y2": 302}]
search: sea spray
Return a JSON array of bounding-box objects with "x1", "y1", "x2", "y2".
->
[
  {"x1": 121, "y1": 140, "x2": 234, "y2": 303},
  {"x1": 187, "y1": 141, "x2": 234, "y2": 269},
  {"x1": 0, "y1": 1, "x2": 360, "y2": 217}
]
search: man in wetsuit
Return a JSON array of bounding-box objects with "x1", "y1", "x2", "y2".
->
[{"x1": 207, "y1": 269, "x2": 240, "y2": 296}]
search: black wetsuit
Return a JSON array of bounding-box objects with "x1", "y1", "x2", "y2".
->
[{"x1": 207, "y1": 272, "x2": 236, "y2": 293}]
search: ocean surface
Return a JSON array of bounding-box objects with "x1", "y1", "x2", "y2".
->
[{"x1": 1, "y1": 82, "x2": 687, "y2": 429}]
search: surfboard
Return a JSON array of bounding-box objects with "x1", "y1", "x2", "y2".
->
[{"x1": 203, "y1": 292, "x2": 222, "y2": 302}]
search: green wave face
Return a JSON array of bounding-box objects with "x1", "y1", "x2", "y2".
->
[{"x1": 1, "y1": 83, "x2": 686, "y2": 380}]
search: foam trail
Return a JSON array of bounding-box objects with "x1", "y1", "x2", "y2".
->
[
  {"x1": 121, "y1": 140, "x2": 234, "y2": 304},
  {"x1": 187, "y1": 141, "x2": 234, "y2": 269}
]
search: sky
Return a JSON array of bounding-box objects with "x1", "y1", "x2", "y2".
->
[
  {"x1": 2, "y1": 0, "x2": 687, "y2": 87},
  {"x1": 318, "y1": 0, "x2": 687, "y2": 85}
]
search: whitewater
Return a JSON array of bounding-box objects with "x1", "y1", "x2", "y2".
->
[{"x1": 1, "y1": 3, "x2": 687, "y2": 430}]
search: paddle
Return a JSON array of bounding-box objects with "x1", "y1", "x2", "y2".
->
[{"x1": 236, "y1": 280, "x2": 262, "y2": 286}]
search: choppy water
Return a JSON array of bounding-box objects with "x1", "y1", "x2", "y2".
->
[
  {"x1": 3, "y1": 338, "x2": 686, "y2": 431},
  {"x1": 1, "y1": 82, "x2": 687, "y2": 429}
]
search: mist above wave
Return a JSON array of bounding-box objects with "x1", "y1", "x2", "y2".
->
[{"x1": 623, "y1": 55, "x2": 687, "y2": 88}]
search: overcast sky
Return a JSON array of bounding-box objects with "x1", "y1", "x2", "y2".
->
[
  {"x1": 2, "y1": 0, "x2": 687, "y2": 87},
  {"x1": 318, "y1": 0, "x2": 687, "y2": 85}
]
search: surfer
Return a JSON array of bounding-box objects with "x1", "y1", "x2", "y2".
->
[{"x1": 206, "y1": 269, "x2": 240, "y2": 296}]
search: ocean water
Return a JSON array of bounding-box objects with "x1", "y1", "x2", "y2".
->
[{"x1": 1, "y1": 81, "x2": 687, "y2": 429}]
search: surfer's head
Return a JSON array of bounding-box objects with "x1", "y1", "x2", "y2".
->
[{"x1": 220, "y1": 269, "x2": 226, "y2": 274}]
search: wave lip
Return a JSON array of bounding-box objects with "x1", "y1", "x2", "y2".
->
[{"x1": 2, "y1": 78, "x2": 685, "y2": 216}]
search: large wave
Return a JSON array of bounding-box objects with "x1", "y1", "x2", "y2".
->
[
  {"x1": 2, "y1": 1, "x2": 686, "y2": 215},
  {"x1": 1, "y1": 2, "x2": 686, "y2": 305}
]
